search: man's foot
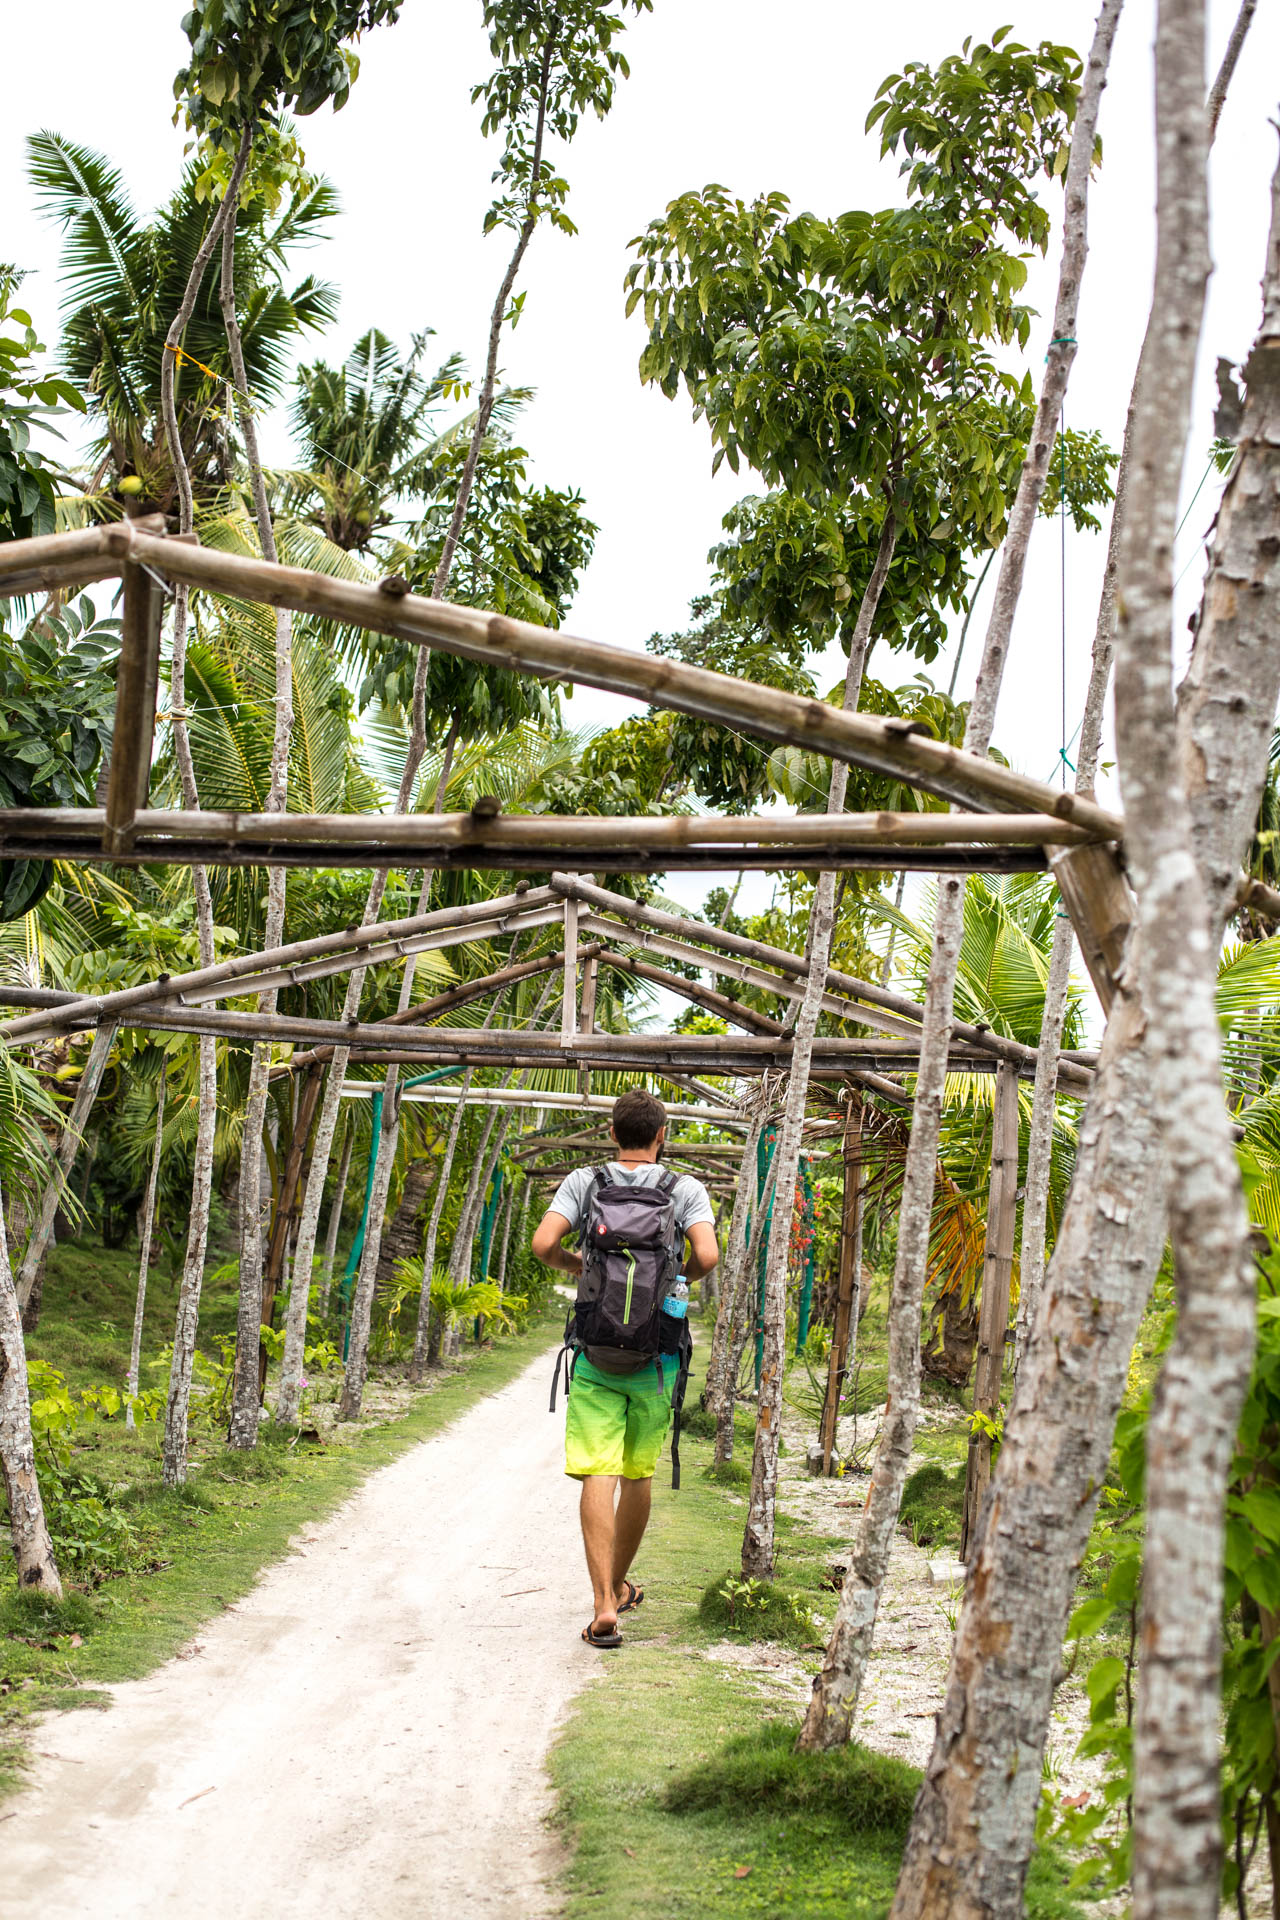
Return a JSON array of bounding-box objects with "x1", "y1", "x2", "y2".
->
[
  {"x1": 582, "y1": 1618, "x2": 623, "y2": 1649},
  {"x1": 617, "y1": 1579, "x2": 644, "y2": 1613}
]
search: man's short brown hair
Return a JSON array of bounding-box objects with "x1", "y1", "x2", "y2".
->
[{"x1": 611, "y1": 1088, "x2": 667, "y2": 1150}]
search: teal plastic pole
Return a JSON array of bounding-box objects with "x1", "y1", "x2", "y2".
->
[
  {"x1": 755, "y1": 1126, "x2": 777, "y2": 1389},
  {"x1": 795, "y1": 1156, "x2": 816, "y2": 1354}
]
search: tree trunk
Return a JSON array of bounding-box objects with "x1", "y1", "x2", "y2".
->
[
  {"x1": 376, "y1": 1155, "x2": 437, "y2": 1290},
  {"x1": 409, "y1": 1072, "x2": 473, "y2": 1379},
  {"x1": 1127, "y1": 22, "x2": 1260, "y2": 1906},
  {"x1": 157, "y1": 134, "x2": 251, "y2": 1489},
  {"x1": 959, "y1": 1063, "x2": 1019, "y2": 1557},
  {"x1": 224, "y1": 163, "x2": 294, "y2": 1453},
  {"x1": 125, "y1": 1076, "x2": 165, "y2": 1430},
  {"x1": 15, "y1": 1020, "x2": 118, "y2": 1311},
  {"x1": 0, "y1": 1174, "x2": 61, "y2": 1596},
  {"x1": 703, "y1": 1109, "x2": 764, "y2": 1420},
  {"x1": 493, "y1": 1174, "x2": 516, "y2": 1295},
  {"x1": 1014, "y1": 914, "x2": 1074, "y2": 1368},
  {"x1": 718, "y1": 1147, "x2": 782, "y2": 1468},
  {"x1": 818, "y1": 1106, "x2": 864, "y2": 1474},
  {"x1": 890, "y1": 49, "x2": 1280, "y2": 1915},
  {"x1": 800, "y1": 0, "x2": 1122, "y2": 1757},
  {"x1": 319, "y1": 1124, "x2": 354, "y2": 1309},
  {"x1": 447, "y1": 1109, "x2": 503, "y2": 1287},
  {"x1": 742, "y1": 513, "x2": 898, "y2": 1579},
  {"x1": 921, "y1": 1289, "x2": 979, "y2": 1389},
  {"x1": 270, "y1": 1065, "x2": 328, "y2": 1427}
]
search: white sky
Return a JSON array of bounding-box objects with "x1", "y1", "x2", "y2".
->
[{"x1": 4, "y1": 0, "x2": 1276, "y2": 984}]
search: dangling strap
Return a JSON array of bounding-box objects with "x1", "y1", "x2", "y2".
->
[
  {"x1": 667, "y1": 1323, "x2": 693, "y2": 1491},
  {"x1": 548, "y1": 1344, "x2": 571, "y2": 1412}
]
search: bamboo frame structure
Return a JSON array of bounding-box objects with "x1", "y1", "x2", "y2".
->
[{"x1": 0, "y1": 521, "x2": 1125, "y2": 838}]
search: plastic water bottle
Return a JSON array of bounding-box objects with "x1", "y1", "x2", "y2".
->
[{"x1": 663, "y1": 1276, "x2": 690, "y2": 1320}]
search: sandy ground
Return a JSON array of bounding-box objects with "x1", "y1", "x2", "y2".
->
[{"x1": 1, "y1": 1349, "x2": 594, "y2": 1920}]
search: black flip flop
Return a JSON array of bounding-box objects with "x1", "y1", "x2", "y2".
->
[
  {"x1": 617, "y1": 1579, "x2": 644, "y2": 1614},
  {"x1": 582, "y1": 1620, "x2": 623, "y2": 1649}
]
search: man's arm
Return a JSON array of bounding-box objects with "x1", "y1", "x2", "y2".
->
[
  {"x1": 530, "y1": 1208, "x2": 582, "y2": 1275},
  {"x1": 682, "y1": 1220, "x2": 720, "y2": 1284}
]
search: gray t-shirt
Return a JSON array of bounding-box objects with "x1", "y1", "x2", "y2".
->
[{"x1": 549, "y1": 1162, "x2": 715, "y2": 1374}]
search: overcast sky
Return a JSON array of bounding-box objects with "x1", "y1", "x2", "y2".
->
[{"x1": 4, "y1": 0, "x2": 1276, "y2": 964}]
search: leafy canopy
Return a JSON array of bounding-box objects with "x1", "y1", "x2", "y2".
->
[
  {"x1": 176, "y1": 0, "x2": 405, "y2": 142},
  {"x1": 476, "y1": 0, "x2": 651, "y2": 238},
  {"x1": 0, "y1": 269, "x2": 84, "y2": 542}
]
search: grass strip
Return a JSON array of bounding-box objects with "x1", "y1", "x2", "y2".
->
[{"x1": 550, "y1": 1351, "x2": 1088, "y2": 1920}]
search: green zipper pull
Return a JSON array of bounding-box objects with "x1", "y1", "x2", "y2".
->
[{"x1": 623, "y1": 1250, "x2": 636, "y2": 1326}]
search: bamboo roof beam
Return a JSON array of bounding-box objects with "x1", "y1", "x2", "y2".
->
[
  {"x1": 0, "y1": 521, "x2": 1124, "y2": 836},
  {"x1": 0, "y1": 805, "x2": 1099, "y2": 874},
  {"x1": 0, "y1": 885, "x2": 560, "y2": 1046},
  {"x1": 335, "y1": 1084, "x2": 748, "y2": 1127},
  {"x1": 554, "y1": 876, "x2": 1094, "y2": 1096}
]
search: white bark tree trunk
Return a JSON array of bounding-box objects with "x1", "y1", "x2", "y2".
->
[
  {"x1": 890, "y1": 55, "x2": 1280, "y2": 1919},
  {"x1": 125, "y1": 1075, "x2": 166, "y2": 1429},
  {"x1": 0, "y1": 1172, "x2": 61, "y2": 1597},
  {"x1": 224, "y1": 174, "x2": 294, "y2": 1452},
  {"x1": 717, "y1": 1147, "x2": 782, "y2": 1468},
  {"x1": 1128, "y1": 32, "x2": 1270, "y2": 1906},
  {"x1": 741, "y1": 514, "x2": 897, "y2": 1579},
  {"x1": 703, "y1": 1110, "x2": 764, "y2": 1420},
  {"x1": 157, "y1": 136, "x2": 251, "y2": 1489},
  {"x1": 800, "y1": 0, "x2": 1122, "y2": 1751},
  {"x1": 409, "y1": 1071, "x2": 473, "y2": 1381}
]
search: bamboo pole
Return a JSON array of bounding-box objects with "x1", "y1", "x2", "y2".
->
[
  {"x1": 959, "y1": 1062, "x2": 1020, "y2": 1561},
  {"x1": 561, "y1": 894, "x2": 578, "y2": 1040},
  {"x1": 0, "y1": 804, "x2": 1103, "y2": 854},
  {"x1": 0, "y1": 886, "x2": 558, "y2": 1046},
  {"x1": 562, "y1": 882, "x2": 1094, "y2": 1094},
  {"x1": 275, "y1": 944, "x2": 602, "y2": 1074},
  {"x1": 23, "y1": 519, "x2": 1125, "y2": 837},
  {"x1": 339, "y1": 1085, "x2": 745, "y2": 1125},
  {"x1": 15, "y1": 1022, "x2": 119, "y2": 1311},
  {"x1": 102, "y1": 561, "x2": 165, "y2": 856}
]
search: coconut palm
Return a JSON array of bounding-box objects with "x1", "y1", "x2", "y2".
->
[{"x1": 27, "y1": 131, "x2": 338, "y2": 521}]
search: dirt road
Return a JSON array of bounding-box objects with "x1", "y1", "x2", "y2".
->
[{"x1": 2, "y1": 1348, "x2": 594, "y2": 1919}]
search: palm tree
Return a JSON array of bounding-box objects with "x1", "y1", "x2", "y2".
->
[
  {"x1": 278, "y1": 329, "x2": 474, "y2": 554},
  {"x1": 27, "y1": 131, "x2": 338, "y2": 521}
]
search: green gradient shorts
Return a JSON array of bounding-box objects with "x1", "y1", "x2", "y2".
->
[{"x1": 564, "y1": 1354, "x2": 674, "y2": 1481}]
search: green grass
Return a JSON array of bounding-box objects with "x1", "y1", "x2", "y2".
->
[
  {"x1": 898, "y1": 1461, "x2": 967, "y2": 1551},
  {"x1": 2, "y1": 1238, "x2": 560, "y2": 1798},
  {"x1": 550, "y1": 1355, "x2": 1088, "y2": 1920}
]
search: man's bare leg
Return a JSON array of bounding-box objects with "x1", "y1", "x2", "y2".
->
[
  {"x1": 612, "y1": 1476, "x2": 652, "y2": 1598},
  {"x1": 580, "y1": 1475, "x2": 620, "y2": 1633}
]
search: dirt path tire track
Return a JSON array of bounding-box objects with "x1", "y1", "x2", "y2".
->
[{"x1": 2, "y1": 1349, "x2": 595, "y2": 1919}]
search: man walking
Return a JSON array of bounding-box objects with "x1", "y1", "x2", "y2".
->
[{"x1": 531, "y1": 1089, "x2": 719, "y2": 1647}]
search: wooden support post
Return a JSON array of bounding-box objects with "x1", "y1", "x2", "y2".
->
[
  {"x1": 818, "y1": 1105, "x2": 863, "y2": 1475},
  {"x1": 577, "y1": 949, "x2": 597, "y2": 1096},
  {"x1": 960, "y1": 1060, "x2": 1020, "y2": 1560},
  {"x1": 102, "y1": 560, "x2": 165, "y2": 856},
  {"x1": 1049, "y1": 842, "x2": 1134, "y2": 1015},
  {"x1": 257, "y1": 1061, "x2": 325, "y2": 1394},
  {"x1": 15, "y1": 1021, "x2": 119, "y2": 1310},
  {"x1": 561, "y1": 892, "x2": 579, "y2": 1041}
]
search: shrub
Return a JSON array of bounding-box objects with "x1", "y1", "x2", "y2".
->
[
  {"x1": 663, "y1": 1719, "x2": 919, "y2": 1833},
  {"x1": 703, "y1": 1457, "x2": 750, "y2": 1489},
  {"x1": 698, "y1": 1571, "x2": 821, "y2": 1647},
  {"x1": 0, "y1": 1586, "x2": 101, "y2": 1643}
]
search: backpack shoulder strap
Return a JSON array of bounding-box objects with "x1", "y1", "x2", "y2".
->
[{"x1": 656, "y1": 1169, "x2": 678, "y2": 1194}]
